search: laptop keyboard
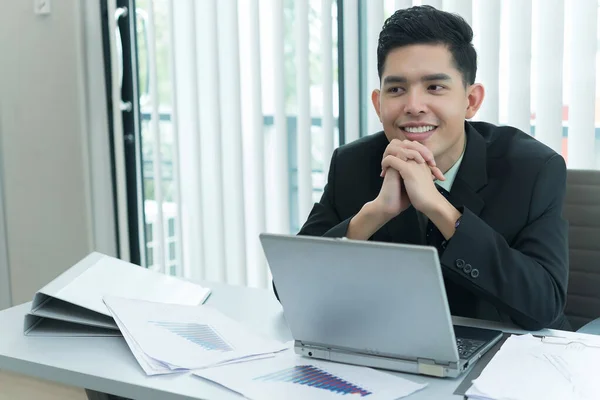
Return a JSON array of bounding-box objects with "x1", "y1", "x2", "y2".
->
[{"x1": 456, "y1": 338, "x2": 486, "y2": 359}]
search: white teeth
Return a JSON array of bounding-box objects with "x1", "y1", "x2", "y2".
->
[{"x1": 403, "y1": 126, "x2": 436, "y2": 133}]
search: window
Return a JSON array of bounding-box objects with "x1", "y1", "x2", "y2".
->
[
  {"x1": 147, "y1": 247, "x2": 154, "y2": 268},
  {"x1": 168, "y1": 217, "x2": 175, "y2": 238},
  {"x1": 133, "y1": 0, "x2": 341, "y2": 285},
  {"x1": 136, "y1": 0, "x2": 181, "y2": 274},
  {"x1": 145, "y1": 222, "x2": 153, "y2": 243},
  {"x1": 169, "y1": 242, "x2": 176, "y2": 262},
  {"x1": 111, "y1": 0, "x2": 599, "y2": 287}
]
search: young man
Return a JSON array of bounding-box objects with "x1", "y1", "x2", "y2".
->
[{"x1": 297, "y1": 6, "x2": 570, "y2": 331}]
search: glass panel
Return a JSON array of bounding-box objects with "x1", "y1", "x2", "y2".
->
[
  {"x1": 168, "y1": 217, "x2": 175, "y2": 237},
  {"x1": 136, "y1": 0, "x2": 181, "y2": 273},
  {"x1": 169, "y1": 242, "x2": 176, "y2": 261},
  {"x1": 147, "y1": 247, "x2": 154, "y2": 268},
  {"x1": 145, "y1": 222, "x2": 153, "y2": 243}
]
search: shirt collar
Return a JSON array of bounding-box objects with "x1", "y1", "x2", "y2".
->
[{"x1": 435, "y1": 136, "x2": 466, "y2": 192}]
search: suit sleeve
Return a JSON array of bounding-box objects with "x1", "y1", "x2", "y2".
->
[
  {"x1": 441, "y1": 154, "x2": 569, "y2": 331},
  {"x1": 297, "y1": 148, "x2": 354, "y2": 238}
]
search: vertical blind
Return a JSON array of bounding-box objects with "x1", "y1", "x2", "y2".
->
[
  {"x1": 270, "y1": 0, "x2": 291, "y2": 237},
  {"x1": 239, "y1": 0, "x2": 267, "y2": 288},
  {"x1": 217, "y1": 0, "x2": 247, "y2": 286},
  {"x1": 343, "y1": 0, "x2": 361, "y2": 143},
  {"x1": 366, "y1": 0, "x2": 384, "y2": 135},
  {"x1": 506, "y1": 0, "x2": 531, "y2": 135},
  {"x1": 296, "y1": 0, "x2": 313, "y2": 225},
  {"x1": 384, "y1": 0, "x2": 598, "y2": 167},
  {"x1": 568, "y1": 0, "x2": 598, "y2": 168},
  {"x1": 322, "y1": 0, "x2": 335, "y2": 178},
  {"x1": 533, "y1": 0, "x2": 565, "y2": 155},
  {"x1": 168, "y1": 0, "x2": 339, "y2": 287},
  {"x1": 473, "y1": 0, "x2": 500, "y2": 124},
  {"x1": 146, "y1": 1, "x2": 165, "y2": 274},
  {"x1": 139, "y1": 0, "x2": 598, "y2": 288}
]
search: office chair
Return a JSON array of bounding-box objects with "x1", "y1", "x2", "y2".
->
[{"x1": 562, "y1": 169, "x2": 600, "y2": 334}]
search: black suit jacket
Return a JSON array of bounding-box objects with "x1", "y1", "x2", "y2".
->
[{"x1": 298, "y1": 121, "x2": 571, "y2": 331}]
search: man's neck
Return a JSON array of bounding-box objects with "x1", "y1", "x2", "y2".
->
[{"x1": 436, "y1": 133, "x2": 467, "y2": 174}]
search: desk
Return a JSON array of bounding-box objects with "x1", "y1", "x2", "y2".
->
[{"x1": 0, "y1": 282, "x2": 592, "y2": 400}]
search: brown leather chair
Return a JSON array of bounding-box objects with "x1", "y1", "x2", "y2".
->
[{"x1": 563, "y1": 169, "x2": 600, "y2": 334}]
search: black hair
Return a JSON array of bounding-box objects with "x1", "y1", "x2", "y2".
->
[{"x1": 377, "y1": 5, "x2": 477, "y2": 86}]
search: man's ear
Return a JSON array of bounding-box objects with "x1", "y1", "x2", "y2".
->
[
  {"x1": 371, "y1": 89, "x2": 382, "y2": 121},
  {"x1": 465, "y1": 83, "x2": 485, "y2": 119}
]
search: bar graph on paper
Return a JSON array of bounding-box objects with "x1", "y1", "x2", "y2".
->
[
  {"x1": 254, "y1": 365, "x2": 373, "y2": 397},
  {"x1": 150, "y1": 322, "x2": 234, "y2": 352}
]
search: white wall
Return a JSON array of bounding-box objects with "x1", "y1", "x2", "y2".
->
[
  {"x1": 0, "y1": 116, "x2": 10, "y2": 310},
  {"x1": 0, "y1": 1, "x2": 116, "y2": 306}
]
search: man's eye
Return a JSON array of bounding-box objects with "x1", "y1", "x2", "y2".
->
[
  {"x1": 388, "y1": 87, "x2": 403, "y2": 94},
  {"x1": 429, "y1": 85, "x2": 444, "y2": 91}
]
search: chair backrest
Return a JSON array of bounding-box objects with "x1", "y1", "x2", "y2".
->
[{"x1": 563, "y1": 169, "x2": 600, "y2": 330}]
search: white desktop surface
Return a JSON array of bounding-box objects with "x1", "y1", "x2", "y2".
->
[{"x1": 0, "y1": 281, "x2": 588, "y2": 400}]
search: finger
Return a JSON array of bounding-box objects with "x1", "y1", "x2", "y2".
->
[
  {"x1": 431, "y1": 166, "x2": 446, "y2": 181},
  {"x1": 383, "y1": 142, "x2": 402, "y2": 160},
  {"x1": 383, "y1": 155, "x2": 444, "y2": 183},
  {"x1": 384, "y1": 145, "x2": 426, "y2": 164},
  {"x1": 401, "y1": 149, "x2": 426, "y2": 164},
  {"x1": 385, "y1": 140, "x2": 436, "y2": 167},
  {"x1": 401, "y1": 140, "x2": 436, "y2": 166},
  {"x1": 403, "y1": 140, "x2": 436, "y2": 166},
  {"x1": 380, "y1": 167, "x2": 392, "y2": 177},
  {"x1": 389, "y1": 143, "x2": 443, "y2": 180},
  {"x1": 383, "y1": 140, "x2": 411, "y2": 160},
  {"x1": 381, "y1": 155, "x2": 408, "y2": 173}
]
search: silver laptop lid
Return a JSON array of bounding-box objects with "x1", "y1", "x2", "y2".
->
[{"x1": 260, "y1": 233, "x2": 460, "y2": 363}]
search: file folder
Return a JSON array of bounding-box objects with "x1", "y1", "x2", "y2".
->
[{"x1": 24, "y1": 252, "x2": 211, "y2": 336}]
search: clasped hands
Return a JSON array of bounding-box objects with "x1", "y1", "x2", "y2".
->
[
  {"x1": 374, "y1": 139, "x2": 447, "y2": 219},
  {"x1": 346, "y1": 139, "x2": 461, "y2": 241}
]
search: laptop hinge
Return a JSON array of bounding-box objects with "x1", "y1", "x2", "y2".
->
[{"x1": 417, "y1": 358, "x2": 455, "y2": 377}]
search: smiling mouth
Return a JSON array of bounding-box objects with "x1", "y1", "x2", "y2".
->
[
  {"x1": 399, "y1": 125, "x2": 437, "y2": 142},
  {"x1": 401, "y1": 125, "x2": 437, "y2": 133}
]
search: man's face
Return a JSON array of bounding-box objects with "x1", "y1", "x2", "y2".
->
[{"x1": 372, "y1": 44, "x2": 483, "y2": 170}]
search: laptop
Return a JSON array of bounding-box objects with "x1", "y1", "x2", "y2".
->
[{"x1": 259, "y1": 233, "x2": 503, "y2": 378}]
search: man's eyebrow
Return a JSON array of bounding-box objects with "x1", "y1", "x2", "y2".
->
[
  {"x1": 421, "y1": 73, "x2": 452, "y2": 82},
  {"x1": 382, "y1": 75, "x2": 407, "y2": 85},
  {"x1": 382, "y1": 73, "x2": 452, "y2": 85}
]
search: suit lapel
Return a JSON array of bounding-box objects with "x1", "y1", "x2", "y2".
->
[{"x1": 447, "y1": 122, "x2": 488, "y2": 215}]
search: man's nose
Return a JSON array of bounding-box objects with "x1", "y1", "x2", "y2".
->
[{"x1": 404, "y1": 90, "x2": 428, "y2": 115}]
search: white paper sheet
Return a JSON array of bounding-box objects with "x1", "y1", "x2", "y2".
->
[
  {"x1": 194, "y1": 350, "x2": 427, "y2": 400},
  {"x1": 109, "y1": 306, "x2": 180, "y2": 375},
  {"x1": 58, "y1": 257, "x2": 211, "y2": 317},
  {"x1": 103, "y1": 296, "x2": 287, "y2": 375},
  {"x1": 466, "y1": 333, "x2": 600, "y2": 400}
]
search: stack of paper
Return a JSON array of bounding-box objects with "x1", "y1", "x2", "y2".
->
[
  {"x1": 194, "y1": 349, "x2": 427, "y2": 400},
  {"x1": 466, "y1": 333, "x2": 600, "y2": 400},
  {"x1": 103, "y1": 296, "x2": 288, "y2": 375},
  {"x1": 24, "y1": 252, "x2": 211, "y2": 336}
]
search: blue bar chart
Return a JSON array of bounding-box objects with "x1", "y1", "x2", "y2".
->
[
  {"x1": 151, "y1": 321, "x2": 233, "y2": 352},
  {"x1": 254, "y1": 365, "x2": 372, "y2": 397}
]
